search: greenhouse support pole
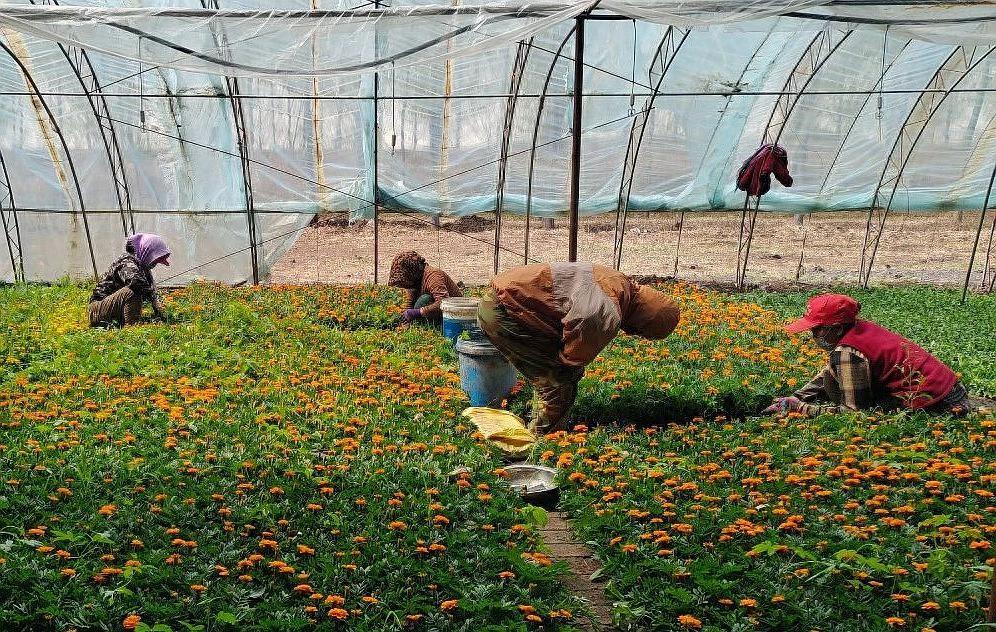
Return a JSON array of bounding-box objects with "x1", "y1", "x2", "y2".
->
[
  {"x1": 525, "y1": 26, "x2": 576, "y2": 266},
  {"x1": 372, "y1": 0, "x2": 381, "y2": 284},
  {"x1": 567, "y1": 14, "x2": 585, "y2": 263},
  {"x1": 672, "y1": 211, "x2": 684, "y2": 278},
  {"x1": 962, "y1": 161, "x2": 996, "y2": 303},
  {"x1": 0, "y1": 37, "x2": 97, "y2": 280},
  {"x1": 371, "y1": 42, "x2": 380, "y2": 285}
]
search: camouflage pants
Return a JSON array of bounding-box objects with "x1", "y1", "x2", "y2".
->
[
  {"x1": 477, "y1": 288, "x2": 583, "y2": 433},
  {"x1": 88, "y1": 287, "x2": 142, "y2": 327}
]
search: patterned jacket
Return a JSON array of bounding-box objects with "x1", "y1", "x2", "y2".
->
[
  {"x1": 90, "y1": 253, "x2": 157, "y2": 304},
  {"x1": 489, "y1": 263, "x2": 679, "y2": 368}
]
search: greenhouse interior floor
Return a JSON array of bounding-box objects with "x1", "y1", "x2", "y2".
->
[{"x1": 270, "y1": 210, "x2": 989, "y2": 288}]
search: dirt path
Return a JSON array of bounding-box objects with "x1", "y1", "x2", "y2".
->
[
  {"x1": 539, "y1": 511, "x2": 615, "y2": 631},
  {"x1": 269, "y1": 210, "x2": 994, "y2": 288}
]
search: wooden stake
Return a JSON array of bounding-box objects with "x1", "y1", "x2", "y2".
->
[{"x1": 989, "y1": 564, "x2": 995, "y2": 623}]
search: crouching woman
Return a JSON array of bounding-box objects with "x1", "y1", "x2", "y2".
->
[
  {"x1": 388, "y1": 251, "x2": 462, "y2": 327},
  {"x1": 88, "y1": 233, "x2": 171, "y2": 328}
]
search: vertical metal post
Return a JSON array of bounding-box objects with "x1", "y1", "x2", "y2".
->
[
  {"x1": 372, "y1": 0, "x2": 381, "y2": 284},
  {"x1": 372, "y1": 0, "x2": 381, "y2": 285},
  {"x1": 672, "y1": 211, "x2": 684, "y2": 278},
  {"x1": 525, "y1": 26, "x2": 575, "y2": 266},
  {"x1": 567, "y1": 15, "x2": 584, "y2": 263}
]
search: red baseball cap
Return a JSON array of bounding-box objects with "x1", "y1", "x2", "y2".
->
[{"x1": 785, "y1": 294, "x2": 860, "y2": 333}]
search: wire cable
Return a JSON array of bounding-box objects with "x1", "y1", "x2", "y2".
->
[{"x1": 114, "y1": 107, "x2": 650, "y2": 282}]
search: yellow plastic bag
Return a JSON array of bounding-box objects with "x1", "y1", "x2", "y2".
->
[{"x1": 461, "y1": 407, "x2": 536, "y2": 458}]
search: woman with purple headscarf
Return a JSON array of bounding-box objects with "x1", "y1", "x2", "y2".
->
[{"x1": 88, "y1": 233, "x2": 172, "y2": 327}]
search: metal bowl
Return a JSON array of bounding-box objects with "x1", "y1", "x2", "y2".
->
[{"x1": 504, "y1": 463, "x2": 560, "y2": 506}]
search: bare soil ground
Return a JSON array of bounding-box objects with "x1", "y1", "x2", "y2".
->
[{"x1": 269, "y1": 211, "x2": 994, "y2": 288}]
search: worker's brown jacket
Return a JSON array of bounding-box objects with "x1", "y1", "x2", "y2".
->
[
  {"x1": 489, "y1": 263, "x2": 675, "y2": 368},
  {"x1": 411, "y1": 265, "x2": 463, "y2": 318}
]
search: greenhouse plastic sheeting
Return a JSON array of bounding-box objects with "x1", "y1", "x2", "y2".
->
[{"x1": 0, "y1": 1, "x2": 995, "y2": 283}]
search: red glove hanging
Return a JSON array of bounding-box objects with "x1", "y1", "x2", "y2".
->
[{"x1": 736, "y1": 143, "x2": 792, "y2": 197}]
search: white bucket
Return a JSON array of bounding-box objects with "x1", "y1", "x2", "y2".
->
[{"x1": 441, "y1": 297, "x2": 481, "y2": 341}]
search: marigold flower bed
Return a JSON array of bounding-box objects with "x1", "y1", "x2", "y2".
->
[
  {"x1": 0, "y1": 281, "x2": 992, "y2": 631},
  {"x1": 0, "y1": 284, "x2": 578, "y2": 631}
]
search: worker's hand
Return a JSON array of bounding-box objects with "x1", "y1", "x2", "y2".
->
[
  {"x1": 402, "y1": 308, "x2": 422, "y2": 322},
  {"x1": 763, "y1": 396, "x2": 803, "y2": 414}
]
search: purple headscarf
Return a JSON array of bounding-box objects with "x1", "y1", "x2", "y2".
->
[{"x1": 126, "y1": 233, "x2": 171, "y2": 268}]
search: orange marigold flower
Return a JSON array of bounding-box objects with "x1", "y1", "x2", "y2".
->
[
  {"x1": 886, "y1": 617, "x2": 906, "y2": 627},
  {"x1": 122, "y1": 614, "x2": 141, "y2": 631},
  {"x1": 440, "y1": 599, "x2": 459, "y2": 612},
  {"x1": 328, "y1": 608, "x2": 349, "y2": 620},
  {"x1": 678, "y1": 614, "x2": 703, "y2": 629},
  {"x1": 190, "y1": 584, "x2": 207, "y2": 593},
  {"x1": 60, "y1": 568, "x2": 76, "y2": 578}
]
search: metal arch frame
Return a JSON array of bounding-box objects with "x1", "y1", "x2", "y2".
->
[
  {"x1": 0, "y1": 148, "x2": 22, "y2": 281},
  {"x1": 30, "y1": 0, "x2": 135, "y2": 237},
  {"x1": 0, "y1": 36, "x2": 97, "y2": 279},
  {"x1": 201, "y1": 0, "x2": 259, "y2": 284},
  {"x1": 673, "y1": 26, "x2": 779, "y2": 279},
  {"x1": 493, "y1": 37, "x2": 533, "y2": 275},
  {"x1": 859, "y1": 45, "x2": 996, "y2": 288},
  {"x1": 983, "y1": 208, "x2": 996, "y2": 292},
  {"x1": 611, "y1": 25, "x2": 691, "y2": 271},
  {"x1": 819, "y1": 38, "x2": 913, "y2": 192},
  {"x1": 523, "y1": 24, "x2": 575, "y2": 265},
  {"x1": 963, "y1": 159, "x2": 996, "y2": 302},
  {"x1": 734, "y1": 26, "x2": 852, "y2": 289}
]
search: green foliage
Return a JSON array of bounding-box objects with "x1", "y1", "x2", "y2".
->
[{"x1": 0, "y1": 284, "x2": 581, "y2": 631}]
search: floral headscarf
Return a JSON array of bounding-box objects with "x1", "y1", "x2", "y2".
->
[
  {"x1": 388, "y1": 251, "x2": 426, "y2": 289},
  {"x1": 126, "y1": 233, "x2": 171, "y2": 268}
]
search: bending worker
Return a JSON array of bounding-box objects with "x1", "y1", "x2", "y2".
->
[
  {"x1": 89, "y1": 233, "x2": 171, "y2": 328},
  {"x1": 388, "y1": 251, "x2": 462, "y2": 326},
  {"x1": 478, "y1": 262, "x2": 680, "y2": 433},
  {"x1": 765, "y1": 294, "x2": 971, "y2": 416}
]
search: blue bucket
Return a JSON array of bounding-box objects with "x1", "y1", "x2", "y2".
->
[
  {"x1": 455, "y1": 338, "x2": 518, "y2": 407},
  {"x1": 441, "y1": 297, "x2": 481, "y2": 343}
]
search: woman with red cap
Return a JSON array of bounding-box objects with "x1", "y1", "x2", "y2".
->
[
  {"x1": 765, "y1": 293, "x2": 971, "y2": 416},
  {"x1": 88, "y1": 233, "x2": 171, "y2": 328}
]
